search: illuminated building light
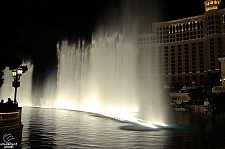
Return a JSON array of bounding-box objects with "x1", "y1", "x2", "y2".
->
[{"x1": 204, "y1": 0, "x2": 221, "y2": 12}]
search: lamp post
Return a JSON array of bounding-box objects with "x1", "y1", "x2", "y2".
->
[{"x1": 11, "y1": 66, "x2": 27, "y2": 104}]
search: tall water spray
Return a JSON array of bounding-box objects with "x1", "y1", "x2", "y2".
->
[
  {"x1": 54, "y1": 31, "x2": 139, "y2": 116},
  {"x1": 42, "y1": 0, "x2": 167, "y2": 124},
  {"x1": 0, "y1": 1, "x2": 167, "y2": 125}
]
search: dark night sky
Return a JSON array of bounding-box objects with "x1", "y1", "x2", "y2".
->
[
  {"x1": 2, "y1": 0, "x2": 225, "y2": 40},
  {"x1": 1, "y1": 0, "x2": 225, "y2": 71},
  {"x1": 21, "y1": 0, "x2": 225, "y2": 30},
  {"x1": 3, "y1": 0, "x2": 224, "y2": 36}
]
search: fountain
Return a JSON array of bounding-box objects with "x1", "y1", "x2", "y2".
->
[
  {"x1": 39, "y1": 0, "x2": 167, "y2": 127},
  {"x1": 0, "y1": 0, "x2": 167, "y2": 128}
]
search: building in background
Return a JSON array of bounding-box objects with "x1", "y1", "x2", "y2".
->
[{"x1": 137, "y1": 0, "x2": 225, "y2": 86}]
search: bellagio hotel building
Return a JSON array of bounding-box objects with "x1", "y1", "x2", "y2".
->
[{"x1": 136, "y1": 0, "x2": 225, "y2": 86}]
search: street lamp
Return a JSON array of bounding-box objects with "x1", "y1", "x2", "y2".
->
[{"x1": 12, "y1": 66, "x2": 28, "y2": 105}]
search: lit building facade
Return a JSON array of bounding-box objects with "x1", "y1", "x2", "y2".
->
[{"x1": 137, "y1": 0, "x2": 225, "y2": 86}]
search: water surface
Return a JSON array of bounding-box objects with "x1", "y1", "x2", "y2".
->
[{"x1": 21, "y1": 107, "x2": 225, "y2": 148}]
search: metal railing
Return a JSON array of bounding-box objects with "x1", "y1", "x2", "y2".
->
[{"x1": 0, "y1": 109, "x2": 22, "y2": 128}]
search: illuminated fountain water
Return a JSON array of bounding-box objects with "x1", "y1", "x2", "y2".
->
[
  {"x1": 38, "y1": 1, "x2": 168, "y2": 128},
  {"x1": 52, "y1": 37, "x2": 167, "y2": 128},
  {"x1": 0, "y1": 1, "x2": 168, "y2": 129},
  {"x1": 55, "y1": 32, "x2": 139, "y2": 113}
]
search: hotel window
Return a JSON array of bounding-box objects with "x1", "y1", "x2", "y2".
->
[
  {"x1": 169, "y1": 26, "x2": 172, "y2": 34},
  {"x1": 178, "y1": 45, "x2": 181, "y2": 50},
  {"x1": 192, "y1": 50, "x2": 196, "y2": 55},
  {"x1": 218, "y1": 38, "x2": 222, "y2": 45},
  {"x1": 211, "y1": 58, "x2": 215, "y2": 62},
  {"x1": 179, "y1": 25, "x2": 182, "y2": 32},
  {"x1": 210, "y1": 53, "x2": 215, "y2": 58},
  {"x1": 200, "y1": 56, "x2": 203, "y2": 61},
  {"x1": 201, "y1": 21, "x2": 204, "y2": 28},
  {"x1": 190, "y1": 23, "x2": 193, "y2": 30},
  {"x1": 165, "y1": 68, "x2": 168, "y2": 74},
  {"x1": 210, "y1": 38, "x2": 214, "y2": 42},
  {"x1": 172, "y1": 77, "x2": 175, "y2": 81},
  {"x1": 185, "y1": 24, "x2": 188, "y2": 31},
  {"x1": 165, "y1": 51, "x2": 168, "y2": 57},
  {"x1": 185, "y1": 76, "x2": 189, "y2": 81},
  {"x1": 193, "y1": 76, "x2": 196, "y2": 81},
  {"x1": 192, "y1": 67, "x2": 196, "y2": 73}
]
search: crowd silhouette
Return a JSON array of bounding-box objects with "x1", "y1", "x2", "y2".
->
[{"x1": 0, "y1": 98, "x2": 18, "y2": 110}]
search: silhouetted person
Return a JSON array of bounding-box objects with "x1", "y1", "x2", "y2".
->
[
  {"x1": 1, "y1": 99, "x2": 4, "y2": 104},
  {"x1": 5, "y1": 98, "x2": 13, "y2": 109},
  {"x1": 6, "y1": 98, "x2": 13, "y2": 104}
]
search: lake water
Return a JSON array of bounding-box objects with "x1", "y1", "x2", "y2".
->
[{"x1": 20, "y1": 107, "x2": 225, "y2": 149}]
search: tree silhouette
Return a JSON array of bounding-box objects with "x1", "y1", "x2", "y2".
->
[{"x1": 0, "y1": 57, "x2": 22, "y2": 87}]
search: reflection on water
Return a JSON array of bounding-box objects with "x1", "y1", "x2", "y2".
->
[
  {"x1": 21, "y1": 107, "x2": 225, "y2": 148},
  {"x1": 27, "y1": 108, "x2": 56, "y2": 148}
]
